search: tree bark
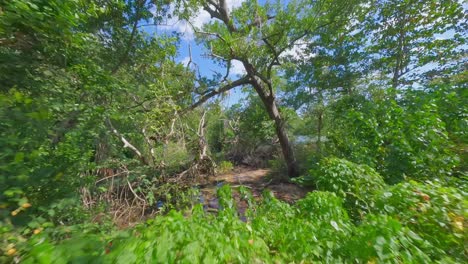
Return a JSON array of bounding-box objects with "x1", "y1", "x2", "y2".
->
[
  {"x1": 266, "y1": 99, "x2": 299, "y2": 178},
  {"x1": 248, "y1": 73, "x2": 299, "y2": 178}
]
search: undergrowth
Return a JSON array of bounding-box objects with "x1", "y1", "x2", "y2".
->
[
  {"x1": 2, "y1": 159, "x2": 466, "y2": 263},
  {"x1": 2, "y1": 186, "x2": 464, "y2": 263}
]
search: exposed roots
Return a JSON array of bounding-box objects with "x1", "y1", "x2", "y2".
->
[{"x1": 80, "y1": 167, "x2": 157, "y2": 228}]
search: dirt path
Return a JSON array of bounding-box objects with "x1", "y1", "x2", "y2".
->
[{"x1": 199, "y1": 166, "x2": 311, "y2": 214}]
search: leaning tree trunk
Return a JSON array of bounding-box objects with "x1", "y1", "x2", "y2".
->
[
  {"x1": 267, "y1": 100, "x2": 299, "y2": 178},
  {"x1": 250, "y1": 77, "x2": 299, "y2": 178}
]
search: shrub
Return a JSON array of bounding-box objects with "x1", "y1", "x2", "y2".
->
[
  {"x1": 296, "y1": 191, "x2": 349, "y2": 223},
  {"x1": 344, "y1": 214, "x2": 432, "y2": 263},
  {"x1": 314, "y1": 157, "x2": 386, "y2": 219},
  {"x1": 104, "y1": 208, "x2": 272, "y2": 264},
  {"x1": 371, "y1": 180, "x2": 467, "y2": 261},
  {"x1": 217, "y1": 161, "x2": 234, "y2": 174},
  {"x1": 328, "y1": 92, "x2": 459, "y2": 183},
  {"x1": 7, "y1": 185, "x2": 465, "y2": 263},
  {"x1": 252, "y1": 191, "x2": 351, "y2": 262}
]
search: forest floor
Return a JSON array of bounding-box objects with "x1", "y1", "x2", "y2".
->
[{"x1": 199, "y1": 166, "x2": 312, "y2": 218}]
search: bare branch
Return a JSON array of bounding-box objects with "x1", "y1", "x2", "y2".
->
[
  {"x1": 197, "y1": 110, "x2": 208, "y2": 158},
  {"x1": 142, "y1": 126, "x2": 156, "y2": 164},
  {"x1": 106, "y1": 118, "x2": 148, "y2": 165},
  {"x1": 183, "y1": 76, "x2": 251, "y2": 113},
  {"x1": 223, "y1": 60, "x2": 231, "y2": 81},
  {"x1": 127, "y1": 178, "x2": 146, "y2": 203},
  {"x1": 202, "y1": 0, "x2": 237, "y2": 32},
  {"x1": 95, "y1": 171, "x2": 127, "y2": 184}
]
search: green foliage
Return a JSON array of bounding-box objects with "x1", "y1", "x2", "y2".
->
[
  {"x1": 429, "y1": 72, "x2": 468, "y2": 142},
  {"x1": 267, "y1": 156, "x2": 288, "y2": 177},
  {"x1": 0, "y1": 0, "x2": 192, "y2": 218},
  {"x1": 296, "y1": 191, "x2": 349, "y2": 223},
  {"x1": 6, "y1": 184, "x2": 463, "y2": 263},
  {"x1": 344, "y1": 214, "x2": 432, "y2": 263},
  {"x1": 0, "y1": 2, "x2": 195, "y2": 260},
  {"x1": 1, "y1": 0, "x2": 467, "y2": 263},
  {"x1": 328, "y1": 90, "x2": 459, "y2": 183},
  {"x1": 233, "y1": 96, "x2": 276, "y2": 146},
  {"x1": 154, "y1": 142, "x2": 190, "y2": 175},
  {"x1": 363, "y1": 0, "x2": 466, "y2": 87},
  {"x1": 425, "y1": 73, "x2": 468, "y2": 175},
  {"x1": 372, "y1": 180, "x2": 467, "y2": 261},
  {"x1": 108, "y1": 212, "x2": 270, "y2": 263},
  {"x1": 251, "y1": 191, "x2": 352, "y2": 262},
  {"x1": 217, "y1": 161, "x2": 234, "y2": 174},
  {"x1": 313, "y1": 157, "x2": 385, "y2": 219}
]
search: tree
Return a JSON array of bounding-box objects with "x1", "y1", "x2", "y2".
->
[
  {"x1": 179, "y1": 0, "x2": 359, "y2": 178},
  {"x1": 364, "y1": 0, "x2": 467, "y2": 88},
  {"x1": 281, "y1": 2, "x2": 369, "y2": 157}
]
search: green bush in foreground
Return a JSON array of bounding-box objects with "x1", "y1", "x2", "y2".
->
[
  {"x1": 372, "y1": 180, "x2": 467, "y2": 260},
  {"x1": 344, "y1": 214, "x2": 432, "y2": 263},
  {"x1": 251, "y1": 191, "x2": 352, "y2": 262},
  {"x1": 313, "y1": 157, "x2": 386, "y2": 220},
  {"x1": 3, "y1": 184, "x2": 464, "y2": 263}
]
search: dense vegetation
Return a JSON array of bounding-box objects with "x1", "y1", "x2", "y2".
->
[{"x1": 1, "y1": 0, "x2": 466, "y2": 263}]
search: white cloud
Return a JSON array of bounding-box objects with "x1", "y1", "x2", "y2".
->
[
  {"x1": 281, "y1": 45, "x2": 304, "y2": 60},
  {"x1": 230, "y1": 60, "x2": 246, "y2": 75},
  {"x1": 226, "y1": 0, "x2": 245, "y2": 9},
  {"x1": 180, "y1": 56, "x2": 191, "y2": 66},
  {"x1": 170, "y1": 10, "x2": 211, "y2": 40},
  {"x1": 281, "y1": 42, "x2": 316, "y2": 60}
]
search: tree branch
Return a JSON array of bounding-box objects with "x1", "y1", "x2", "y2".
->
[
  {"x1": 106, "y1": 117, "x2": 148, "y2": 165},
  {"x1": 182, "y1": 76, "x2": 251, "y2": 113},
  {"x1": 111, "y1": 0, "x2": 145, "y2": 74},
  {"x1": 202, "y1": 0, "x2": 237, "y2": 32},
  {"x1": 142, "y1": 126, "x2": 156, "y2": 164}
]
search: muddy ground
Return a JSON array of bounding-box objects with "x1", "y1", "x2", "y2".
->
[{"x1": 199, "y1": 166, "x2": 312, "y2": 215}]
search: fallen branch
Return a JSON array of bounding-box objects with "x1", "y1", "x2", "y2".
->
[
  {"x1": 126, "y1": 178, "x2": 146, "y2": 204},
  {"x1": 106, "y1": 117, "x2": 148, "y2": 165},
  {"x1": 95, "y1": 171, "x2": 128, "y2": 184}
]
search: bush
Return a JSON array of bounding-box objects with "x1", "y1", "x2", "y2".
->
[
  {"x1": 344, "y1": 214, "x2": 431, "y2": 263},
  {"x1": 252, "y1": 191, "x2": 352, "y2": 262},
  {"x1": 104, "y1": 208, "x2": 272, "y2": 263},
  {"x1": 156, "y1": 142, "x2": 190, "y2": 175},
  {"x1": 313, "y1": 157, "x2": 386, "y2": 219},
  {"x1": 217, "y1": 161, "x2": 234, "y2": 174},
  {"x1": 296, "y1": 191, "x2": 349, "y2": 223},
  {"x1": 371, "y1": 180, "x2": 467, "y2": 261},
  {"x1": 328, "y1": 92, "x2": 459, "y2": 183}
]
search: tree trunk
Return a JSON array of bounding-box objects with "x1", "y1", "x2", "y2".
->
[
  {"x1": 317, "y1": 110, "x2": 323, "y2": 155},
  {"x1": 267, "y1": 100, "x2": 299, "y2": 178},
  {"x1": 249, "y1": 76, "x2": 299, "y2": 178}
]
